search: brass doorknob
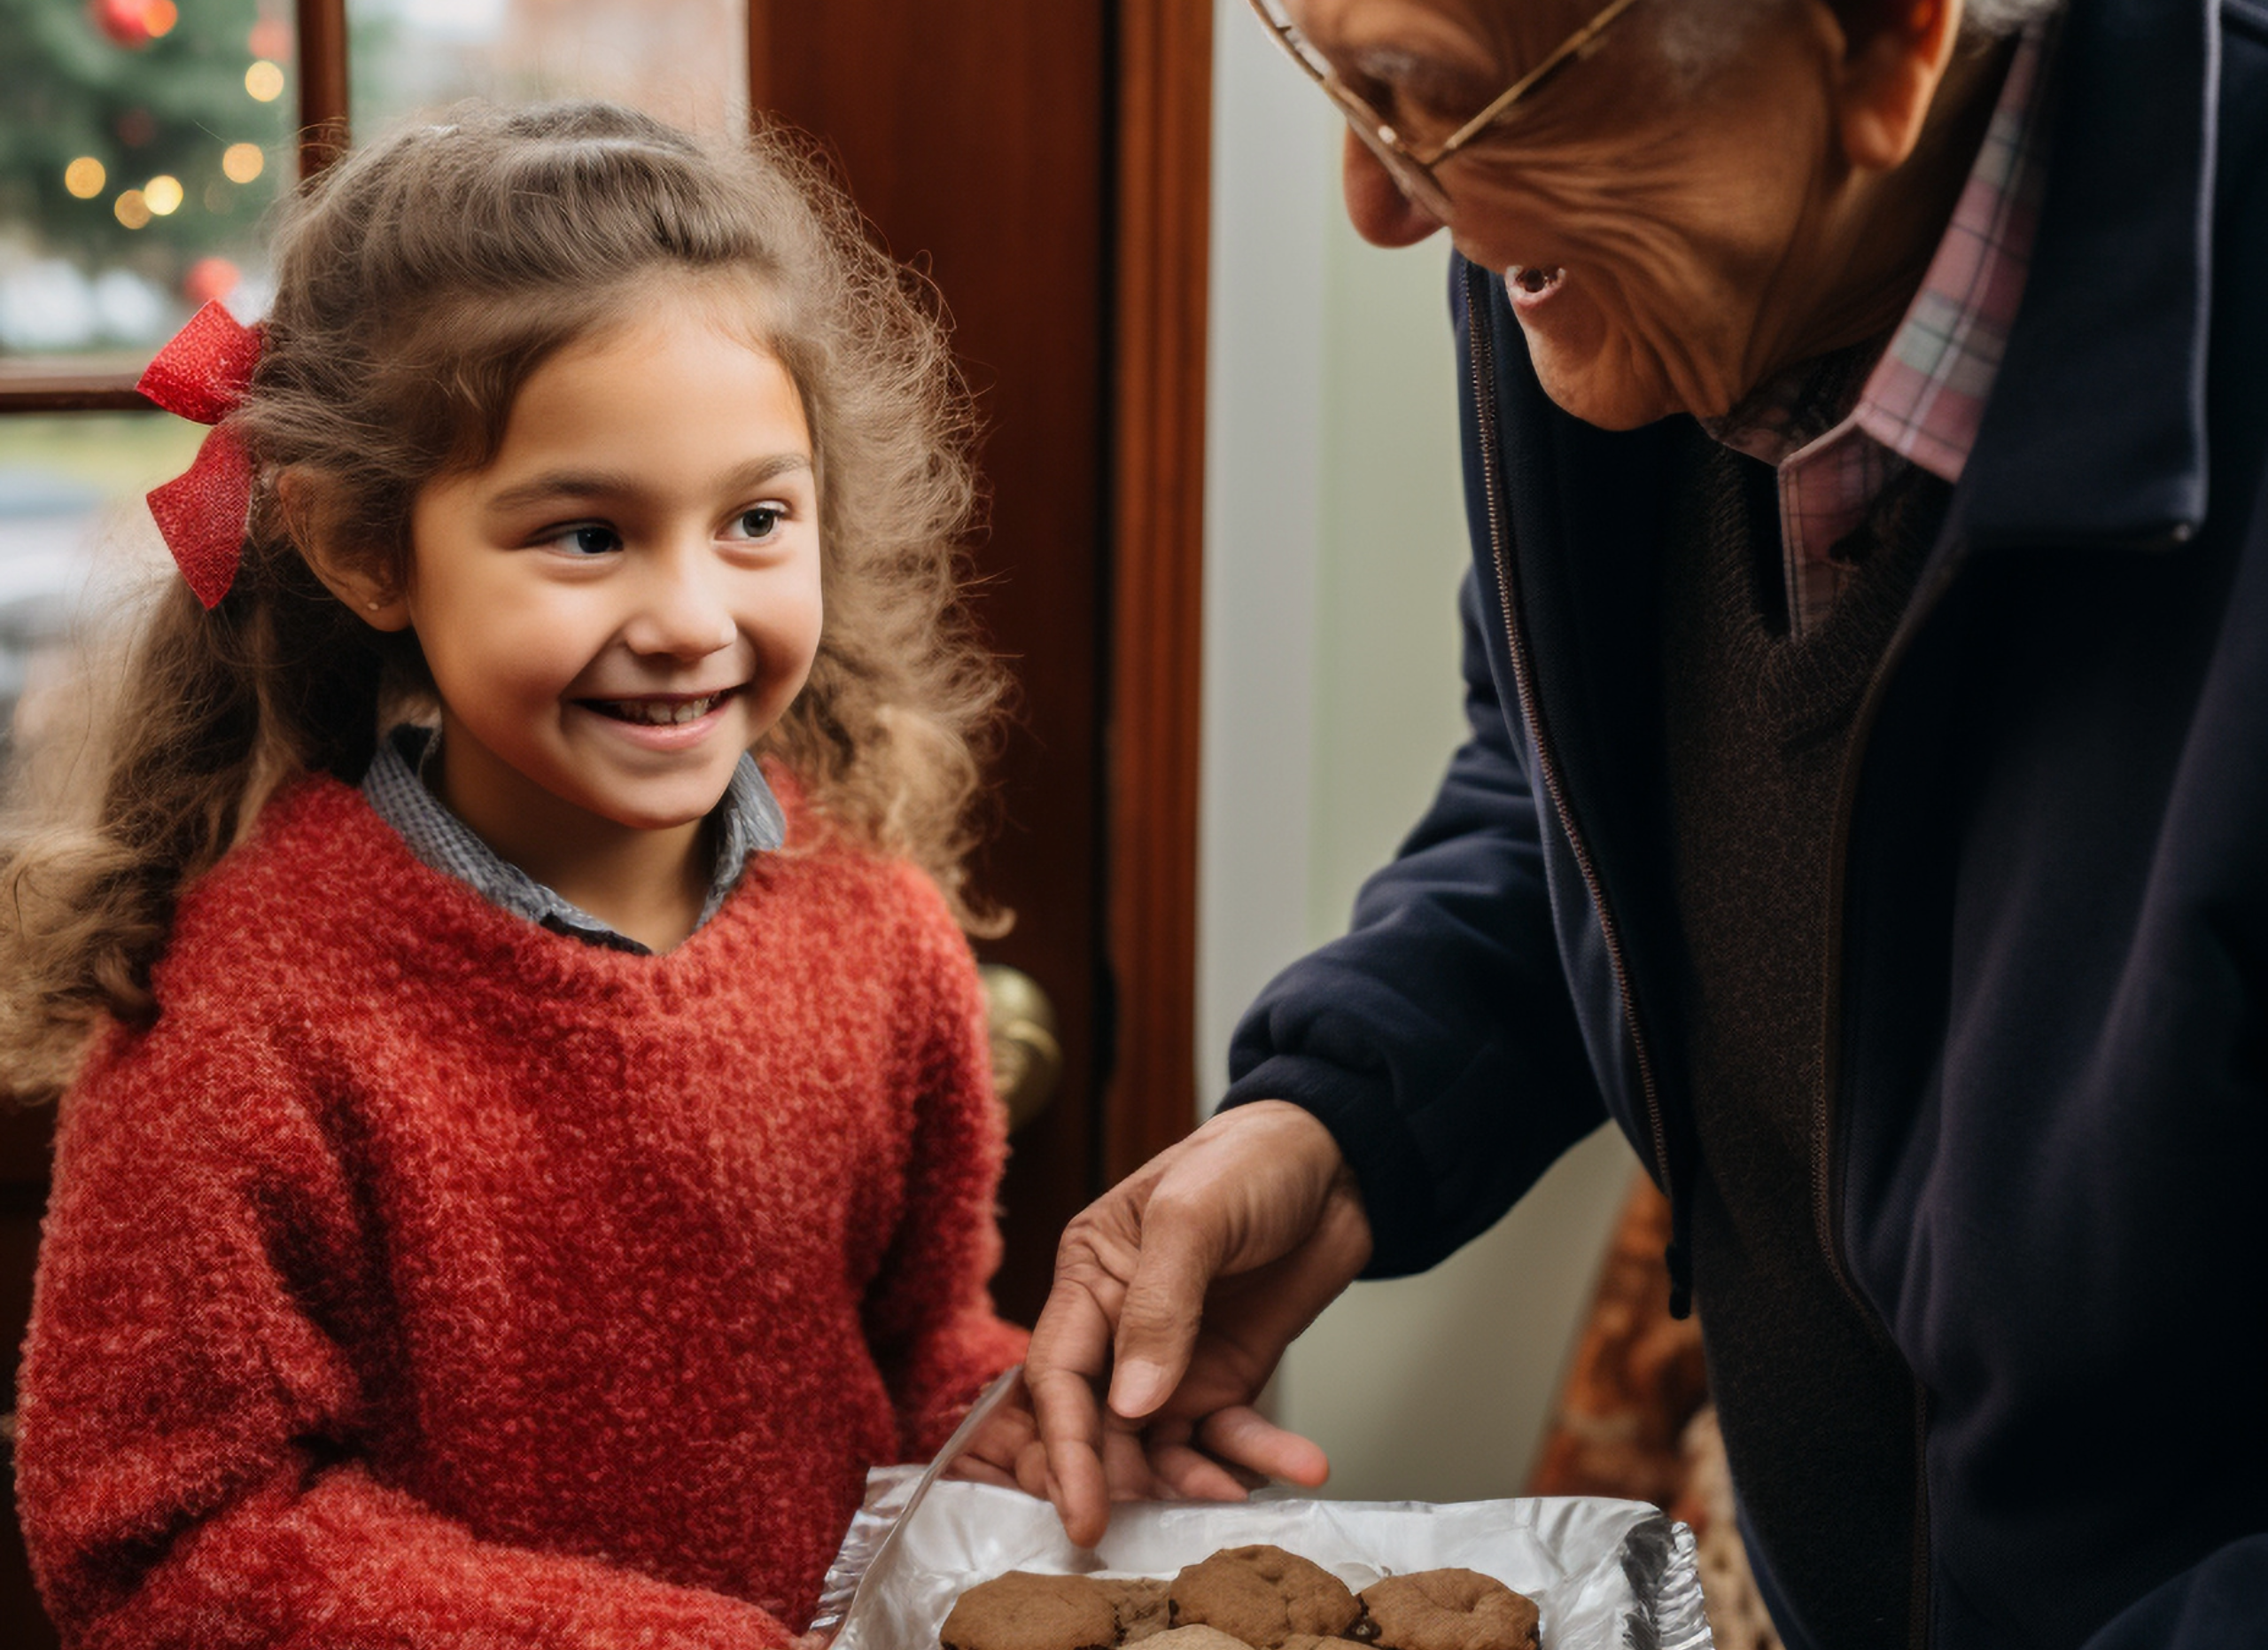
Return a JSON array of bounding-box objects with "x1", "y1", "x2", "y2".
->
[{"x1": 979, "y1": 964, "x2": 1063, "y2": 1133}]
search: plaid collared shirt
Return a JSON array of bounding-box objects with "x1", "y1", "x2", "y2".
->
[
  {"x1": 361, "y1": 722, "x2": 786, "y2": 955},
  {"x1": 1698, "y1": 20, "x2": 2057, "y2": 638}
]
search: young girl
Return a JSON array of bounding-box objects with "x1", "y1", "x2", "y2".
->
[{"x1": 5, "y1": 101, "x2": 1028, "y2": 1648}]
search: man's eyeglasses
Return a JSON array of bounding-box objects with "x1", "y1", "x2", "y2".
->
[{"x1": 1241, "y1": 0, "x2": 1645, "y2": 223}]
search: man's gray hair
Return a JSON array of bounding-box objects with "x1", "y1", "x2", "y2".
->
[
  {"x1": 1960, "y1": 0, "x2": 2066, "y2": 35},
  {"x1": 1653, "y1": 0, "x2": 2064, "y2": 84}
]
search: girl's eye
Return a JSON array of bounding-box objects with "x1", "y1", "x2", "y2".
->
[
  {"x1": 546, "y1": 525, "x2": 620, "y2": 557},
  {"x1": 729, "y1": 503, "x2": 788, "y2": 542}
]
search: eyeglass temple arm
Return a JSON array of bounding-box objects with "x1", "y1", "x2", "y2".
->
[{"x1": 1432, "y1": 0, "x2": 1646, "y2": 158}]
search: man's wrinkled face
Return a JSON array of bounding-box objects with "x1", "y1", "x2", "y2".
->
[{"x1": 1293, "y1": 0, "x2": 1852, "y2": 429}]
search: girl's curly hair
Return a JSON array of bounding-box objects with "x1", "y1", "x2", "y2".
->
[{"x1": 0, "y1": 101, "x2": 1006, "y2": 1101}]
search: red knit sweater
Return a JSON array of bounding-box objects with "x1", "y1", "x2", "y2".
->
[{"x1": 16, "y1": 776, "x2": 1028, "y2": 1649}]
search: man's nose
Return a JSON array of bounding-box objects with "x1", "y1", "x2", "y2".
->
[
  {"x1": 625, "y1": 541, "x2": 737, "y2": 660},
  {"x1": 1340, "y1": 130, "x2": 1445, "y2": 248}
]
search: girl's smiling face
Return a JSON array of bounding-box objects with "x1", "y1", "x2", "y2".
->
[{"x1": 395, "y1": 291, "x2": 822, "y2": 878}]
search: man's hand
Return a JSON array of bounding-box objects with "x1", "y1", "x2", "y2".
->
[
  {"x1": 1023, "y1": 1100, "x2": 1374, "y2": 1547},
  {"x1": 937, "y1": 1367, "x2": 1045, "y2": 1492}
]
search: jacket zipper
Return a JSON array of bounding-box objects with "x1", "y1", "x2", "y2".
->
[
  {"x1": 1821, "y1": 551, "x2": 1964, "y2": 1650},
  {"x1": 1907, "y1": 1387, "x2": 1934, "y2": 1650},
  {"x1": 1815, "y1": 549, "x2": 1963, "y2": 1322},
  {"x1": 1462, "y1": 263, "x2": 1681, "y2": 1254}
]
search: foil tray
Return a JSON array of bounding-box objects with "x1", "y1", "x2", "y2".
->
[{"x1": 815, "y1": 1376, "x2": 1712, "y2": 1650}]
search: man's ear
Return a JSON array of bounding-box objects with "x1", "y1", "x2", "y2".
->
[
  {"x1": 1835, "y1": 0, "x2": 1963, "y2": 172},
  {"x1": 276, "y1": 469, "x2": 414, "y2": 633}
]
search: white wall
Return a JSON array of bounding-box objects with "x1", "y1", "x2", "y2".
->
[{"x1": 1197, "y1": 0, "x2": 1638, "y2": 1503}]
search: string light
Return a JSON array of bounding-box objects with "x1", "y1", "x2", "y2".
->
[
  {"x1": 114, "y1": 190, "x2": 153, "y2": 230},
  {"x1": 221, "y1": 143, "x2": 265, "y2": 183},
  {"x1": 65, "y1": 158, "x2": 107, "y2": 198},
  {"x1": 144, "y1": 0, "x2": 179, "y2": 37},
  {"x1": 144, "y1": 175, "x2": 184, "y2": 215},
  {"x1": 245, "y1": 60, "x2": 286, "y2": 103}
]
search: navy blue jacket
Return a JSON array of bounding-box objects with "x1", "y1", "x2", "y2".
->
[{"x1": 1224, "y1": 1, "x2": 2268, "y2": 1645}]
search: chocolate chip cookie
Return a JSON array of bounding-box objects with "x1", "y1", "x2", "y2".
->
[
  {"x1": 1099, "y1": 1577, "x2": 1173, "y2": 1643},
  {"x1": 1168, "y1": 1545, "x2": 1363, "y2": 1647},
  {"x1": 1358, "y1": 1569, "x2": 1538, "y2": 1650},
  {"x1": 941, "y1": 1571, "x2": 1119, "y2": 1650}
]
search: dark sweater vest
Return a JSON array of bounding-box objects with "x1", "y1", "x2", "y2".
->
[{"x1": 1660, "y1": 428, "x2": 1948, "y2": 1650}]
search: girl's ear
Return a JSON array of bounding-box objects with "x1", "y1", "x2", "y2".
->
[{"x1": 276, "y1": 469, "x2": 414, "y2": 633}]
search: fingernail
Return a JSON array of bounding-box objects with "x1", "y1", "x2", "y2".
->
[{"x1": 1110, "y1": 1358, "x2": 1168, "y2": 1417}]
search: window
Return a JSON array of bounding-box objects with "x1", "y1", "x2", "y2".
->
[
  {"x1": 349, "y1": 0, "x2": 743, "y2": 136},
  {"x1": 0, "y1": 0, "x2": 746, "y2": 767}
]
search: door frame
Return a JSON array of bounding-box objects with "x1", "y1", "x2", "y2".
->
[{"x1": 1103, "y1": 0, "x2": 1211, "y2": 1181}]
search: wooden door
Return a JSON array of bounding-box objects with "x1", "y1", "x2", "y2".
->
[
  {"x1": 752, "y1": 2, "x2": 1112, "y2": 1324},
  {"x1": 750, "y1": 0, "x2": 1210, "y2": 1324}
]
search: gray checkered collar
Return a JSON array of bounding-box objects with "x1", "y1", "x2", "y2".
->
[{"x1": 361, "y1": 723, "x2": 786, "y2": 955}]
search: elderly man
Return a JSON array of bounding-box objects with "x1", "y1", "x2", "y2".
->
[{"x1": 1008, "y1": 0, "x2": 2268, "y2": 1646}]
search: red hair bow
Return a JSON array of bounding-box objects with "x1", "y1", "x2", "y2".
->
[{"x1": 139, "y1": 300, "x2": 264, "y2": 609}]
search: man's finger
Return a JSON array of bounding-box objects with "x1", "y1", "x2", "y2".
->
[
  {"x1": 1043, "y1": 1430, "x2": 1111, "y2": 1549},
  {"x1": 1144, "y1": 1436, "x2": 1254, "y2": 1504},
  {"x1": 1101, "y1": 1421, "x2": 1160, "y2": 1507},
  {"x1": 1107, "y1": 1194, "x2": 1231, "y2": 1419},
  {"x1": 1014, "y1": 1436, "x2": 1054, "y2": 1500},
  {"x1": 947, "y1": 1389, "x2": 1037, "y2": 1478},
  {"x1": 1025, "y1": 1280, "x2": 1118, "y2": 1547},
  {"x1": 1194, "y1": 1404, "x2": 1331, "y2": 1488}
]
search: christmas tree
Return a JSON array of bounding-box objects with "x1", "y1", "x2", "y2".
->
[{"x1": 0, "y1": 0, "x2": 295, "y2": 327}]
